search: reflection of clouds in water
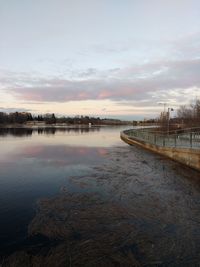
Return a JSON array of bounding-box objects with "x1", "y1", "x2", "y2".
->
[
  {"x1": 23, "y1": 146, "x2": 44, "y2": 156},
  {"x1": 98, "y1": 148, "x2": 108, "y2": 156},
  {"x1": 2, "y1": 145, "x2": 108, "y2": 167},
  {"x1": 3, "y1": 144, "x2": 200, "y2": 266}
]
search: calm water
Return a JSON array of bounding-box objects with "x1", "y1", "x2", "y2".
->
[
  {"x1": 0, "y1": 126, "x2": 129, "y2": 254},
  {"x1": 0, "y1": 126, "x2": 200, "y2": 266}
]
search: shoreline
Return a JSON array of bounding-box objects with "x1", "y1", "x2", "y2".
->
[{"x1": 0, "y1": 123, "x2": 132, "y2": 129}]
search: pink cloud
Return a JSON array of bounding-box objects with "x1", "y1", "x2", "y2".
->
[
  {"x1": 2, "y1": 58, "x2": 200, "y2": 104},
  {"x1": 98, "y1": 90, "x2": 112, "y2": 99},
  {"x1": 21, "y1": 92, "x2": 44, "y2": 101}
]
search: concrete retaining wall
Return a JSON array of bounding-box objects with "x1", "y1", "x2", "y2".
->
[{"x1": 121, "y1": 131, "x2": 200, "y2": 171}]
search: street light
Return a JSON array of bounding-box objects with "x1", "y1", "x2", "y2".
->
[
  {"x1": 167, "y1": 108, "x2": 174, "y2": 135},
  {"x1": 158, "y1": 102, "x2": 168, "y2": 130},
  {"x1": 158, "y1": 102, "x2": 167, "y2": 112}
]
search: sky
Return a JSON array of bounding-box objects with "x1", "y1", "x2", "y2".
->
[{"x1": 0, "y1": 0, "x2": 200, "y2": 120}]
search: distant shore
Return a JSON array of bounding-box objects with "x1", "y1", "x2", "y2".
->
[{"x1": 0, "y1": 122, "x2": 132, "y2": 128}]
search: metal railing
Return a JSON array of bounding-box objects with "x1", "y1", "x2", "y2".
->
[{"x1": 123, "y1": 127, "x2": 200, "y2": 149}]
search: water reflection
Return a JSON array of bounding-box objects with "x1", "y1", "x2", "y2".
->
[
  {"x1": 1, "y1": 145, "x2": 108, "y2": 167},
  {"x1": 0, "y1": 125, "x2": 200, "y2": 266},
  {"x1": 0, "y1": 123, "x2": 130, "y2": 244},
  {"x1": 0, "y1": 128, "x2": 116, "y2": 256},
  {"x1": 0, "y1": 125, "x2": 130, "y2": 149},
  {"x1": 1, "y1": 142, "x2": 200, "y2": 266},
  {"x1": 0, "y1": 127, "x2": 33, "y2": 137},
  {"x1": 0, "y1": 127, "x2": 100, "y2": 137}
]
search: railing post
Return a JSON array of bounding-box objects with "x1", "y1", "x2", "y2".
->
[
  {"x1": 190, "y1": 133, "x2": 192, "y2": 148},
  {"x1": 174, "y1": 134, "x2": 177, "y2": 147},
  {"x1": 125, "y1": 127, "x2": 200, "y2": 149},
  {"x1": 163, "y1": 136, "x2": 165, "y2": 147}
]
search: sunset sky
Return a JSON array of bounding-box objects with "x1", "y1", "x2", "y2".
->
[{"x1": 0, "y1": 0, "x2": 200, "y2": 120}]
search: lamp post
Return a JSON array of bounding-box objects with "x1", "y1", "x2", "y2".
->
[
  {"x1": 158, "y1": 102, "x2": 167, "y2": 129},
  {"x1": 158, "y1": 102, "x2": 167, "y2": 112},
  {"x1": 167, "y1": 108, "x2": 174, "y2": 136}
]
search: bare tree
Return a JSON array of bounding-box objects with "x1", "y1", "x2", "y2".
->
[{"x1": 177, "y1": 99, "x2": 200, "y2": 127}]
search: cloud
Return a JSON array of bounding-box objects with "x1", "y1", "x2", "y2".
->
[
  {"x1": 91, "y1": 43, "x2": 131, "y2": 54},
  {"x1": 0, "y1": 107, "x2": 32, "y2": 113},
  {"x1": 1, "y1": 58, "x2": 199, "y2": 105},
  {"x1": 171, "y1": 32, "x2": 200, "y2": 60},
  {"x1": 1, "y1": 30, "x2": 200, "y2": 108}
]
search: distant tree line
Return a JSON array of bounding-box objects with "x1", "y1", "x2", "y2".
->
[
  {"x1": 158, "y1": 98, "x2": 200, "y2": 131},
  {"x1": 0, "y1": 112, "x2": 129, "y2": 125},
  {"x1": 137, "y1": 119, "x2": 157, "y2": 124},
  {"x1": 176, "y1": 99, "x2": 200, "y2": 127},
  {"x1": 0, "y1": 112, "x2": 33, "y2": 124}
]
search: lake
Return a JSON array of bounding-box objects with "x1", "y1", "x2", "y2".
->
[
  {"x1": 0, "y1": 126, "x2": 200, "y2": 266},
  {"x1": 0, "y1": 126, "x2": 128, "y2": 254}
]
